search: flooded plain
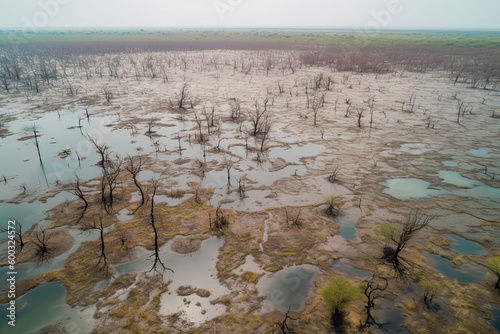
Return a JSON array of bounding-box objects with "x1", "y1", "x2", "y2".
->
[{"x1": 0, "y1": 49, "x2": 499, "y2": 333}]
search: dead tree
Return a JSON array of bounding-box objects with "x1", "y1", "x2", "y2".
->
[
  {"x1": 229, "y1": 99, "x2": 242, "y2": 120},
  {"x1": 88, "y1": 214, "x2": 110, "y2": 276},
  {"x1": 71, "y1": 175, "x2": 88, "y2": 209},
  {"x1": 125, "y1": 155, "x2": 146, "y2": 209},
  {"x1": 223, "y1": 156, "x2": 235, "y2": 187},
  {"x1": 88, "y1": 134, "x2": 109, "y2": 166},
  {"x1": 149, "y1": 178, "x2": 173, "y2": 273},
  {"x1": 71, "y1": 175, "x2": 89, "y2": 224},
  {"x1": 105, "y1": 155, "x2": 122, "y2": 208},
  {"x1": 250, "y1": 98, "x2": 270, "y2": 136},
  {"x1": 103, "y1": 88, "x2": 114, "y2": 103},
  {"x1": 176, "y1": 83, "x2": 190, "y2": 110},
  {"x1": 236, "y1": 175, "x2": 246, "y2": 199},
  {"x1": 357, "y1": 108, "x2": 364, "y2": 128},
  {"x1": 276, "y1": 307, "x2": 296, "y2": 333},
  {"x1": 383, "y1": 210, "x2": 434, "y2": 266},
  {"x1": 325, "y1": 195, "x2": 340, "y2": 217},
  {"x1": 259, "y1": 113, "x2": 273, "y2": 152},
  {"x1": 328, "y1": 166, "x2": 341, "y2": 183},
  {"x1": 33, "y1": 227, "x2": 51, "y2": 262},
  {"x1": 361, "y1": 274, "x2": 388, "y2": 329},
  {"x1": 311, "y1": 98, "x2": 321, "y2": 127},
  {"x1": 285, "y1": 208, "x2": 302, "y2": 228},
  {"x1": 211, "y1": 205, "x2": 229, "y2": 232},
  {"x1": 31, "y1": 124, "x2": 43, "y2": 164},
  {"x1": 457, "y1": 100, "x2": 473, "y2": 124}
]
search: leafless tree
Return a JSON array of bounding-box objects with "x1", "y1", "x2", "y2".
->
[
  {"x1": 276, "y1": 307, "x2": 296, "y2": 333},
  {"x1": 236, "y1": 175, "x2": 246, "y2": 199},
  {"x1": 88, "y1": 134, "x2": 109, "y2": 166},
  {"x1": 125, "y1": 155, "x2": 146, "y2": 209},
  {"x1": 30, "y1": 124, "x2": 43, "y2": 164},
  {"x1": 325, "y1": 195, "x2": 340, "y2": 217},
  {"x1": 33, "y1": 227, "x2": 51, "y2": 262},
  {"x1": 210, "y1": 204, "x2": 229, "y2": 232},
  {"x1": 71, "y1": 175, "x2": 88, "y2": 209},
  {"x1": 103, "y1": 87, "x2": 114, "y2": 103},
  {"x1": 356, "y1": 108, "x2": 365, "y2": 128},
  {"x1": 87, "y1": 214, "x2": 111, "y2": 277},
  {"x1": 223, "y1": 156, "x2": 235, "y2": 187},
  {"x1": 175, "y1": 83, "x2": 190, "y2": 110},
  {"x1": 229, "y1": 99, "x2": 242, "y2": 120},
  {"x1": 285, "y1": 208, "x2": 303, "y2": 228},
  {"x1": 149, "y1": 178, "x2": 173, "y2": 274},
  {"x1": 104, "y1": 155, "x2": 122, "y2": 208},
  {"x1": 383, "y1": 210, "x2": 434, "y2": 265},
  {"x1": 361, "y1": 274, "x2": 388, "y2": 329},
  {"x1": 328, "y1": 166, "x2": 341, "y2": 183},
  {"x1": 258, "y1": 113, "x2": 273, "y2": 152},
  {"x1": 249, "y1": 98, "x2": 270, "y2": 136}
]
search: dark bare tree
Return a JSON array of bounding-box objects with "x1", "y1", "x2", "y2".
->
[
  {"x1": 276, "y1": 307, "x2": 296, "y2": 334},
  {"x1": 87, "y1": 214, "x2": 111, "y2": 276},
  {"x1": 33, "y1": 227, "x2": 51, "y2": 262},
  {"x1": 382, "y1": 210, "x2": 434, "y2": 265},
  {"x1": 210, "y1": 204, "x2": 229, "y2": 232},
  {"x1": 104, "y1": 155, "x2": 122, "y2": 208},
  {"x1": 149, "y1": 178, "x2": 173, "y2": 274},
  {"x1": 249, "y1": 98, "x2": 270, "y2": 136},
  {"x1": 258, "y1": 113, "x2": 273, "y2": 152},
  {"x1": 175, "y1": 83, "x2": 190, "y2": 110},
  {"x1": 328, "y1": 166, "x2": 341, "y2": 183},
  {"x1": 236, "y1": 175, "x2": 246, "y2": 199},
  {"x1": 30, "y1": 124, "x2": 43, "y2": 164},
  {"x1": 223, "y1": 156, "x2": 235, "y2": 187},
  {"x1": 125, "y1": 155, "x2": 146, "y2": 209},
  {"x1": 325, "y1": 195, "x2": 340, "y2": 217},
  {"x1": 361, "y1": 274, "x2": 388, "y2": 329},
  {"x1": 88, "y1": 134, "x2": 109, "y2": 166},
  {"x1": 71, "y1": 175, "x2": 88, "y2": 209}
]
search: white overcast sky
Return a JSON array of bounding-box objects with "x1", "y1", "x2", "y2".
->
[{"x1": 0, "y1": 0, "x2": 498, "y2": 30}]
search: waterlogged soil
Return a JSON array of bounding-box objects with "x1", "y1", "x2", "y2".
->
[{"x1": 0, "y1": 49, "x2": 499, "y2": 333}]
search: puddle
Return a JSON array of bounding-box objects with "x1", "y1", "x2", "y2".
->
[
  {"x1": 257, "y1": 265, "x2": 315, "y2": 313},
  {"x1": 111, "y1": 235, "x2": 229, "y2": 326},
  {"x1": 371, "y1": 298, "x2": 408, "y2": 334},
  {"x1": 400, "y1": 143, "x2": 431, "y2": 155},
  {"x1": 492, "y1": 304, "x2": 500, "y2": 332},
  {"x1": 468, "y1": 148, "x2": 498, "y2": 158},
  {"x1": 445, "y1": 234, "x2": 484, "y2": 255},
  {"x1": 383, "y1": 174, "x2": 500, "y2": 200},
  {"x1": 0, "y1": 191, "x2": 73, "y2": 234},
  {"x1": 422, "y1": 251, "x2": 485, "y2": 284},
  {"x1": 0, "y1": 282, "x2": 95, "y2": 334},
  {"x1": 332, "y1": 259, "x2": 371, "y2": 278},
  {"x1": 438, "y1": 171, "x2": 482, "y2": 188},
  {"x1": 382, "y1": 178, "x2": 444, "y2": 199},
  {"x1": 438, "y1": 171, "x2": 500, "y2": 199}
]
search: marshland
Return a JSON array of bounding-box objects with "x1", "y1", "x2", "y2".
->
[{"x1": 0, "y1": 29, "x2": 499, "y2": 333}]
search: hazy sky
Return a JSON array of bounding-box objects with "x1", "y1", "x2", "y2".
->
[{"x1": 0, "y1": 0, "x2": 498, "y2": 30}]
